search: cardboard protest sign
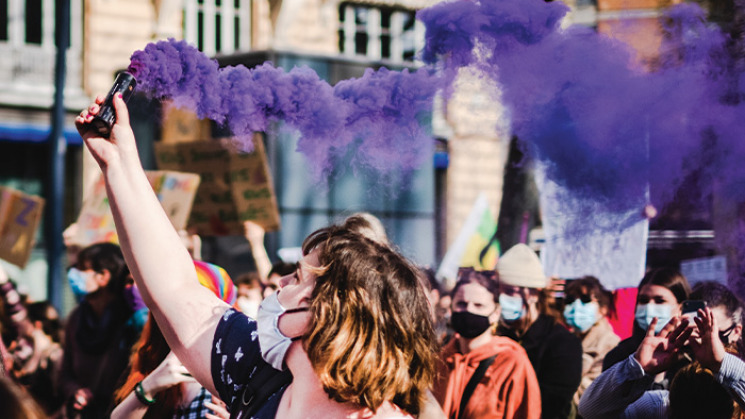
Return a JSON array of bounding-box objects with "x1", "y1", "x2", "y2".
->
[
  {"x1": 154, "y1": 136, "x2": 281, "y2": 236},
  {"x1": 73, "y1": 171, "x2": 201, "y2": 246},
  {"x1": 73, "y1": 174, "x2": 118, "y2": 246},
  {"x1": 160, "y1": 102, "x2": 212, "y2": 144},
  {"x1": 0, "y1": 187, "x2": 45, "y2": 267},
  {"x1": 146, "y1": 171, "x2": 202, "y2": 231}
]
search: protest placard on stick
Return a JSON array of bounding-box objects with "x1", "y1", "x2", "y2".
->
[
  {"x1": 73, "y1": 170, "x2": 201, "y2": 246},
  {"x1": 0, "y1": 187, "x2": 45, "y2": 267},
  {"x1": 154, "y1": 135, "x2": 281, "y2": 236}
]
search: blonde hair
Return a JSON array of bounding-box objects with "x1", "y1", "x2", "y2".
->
[{"x1": 301, "y1": 226, "x2": 436, "y2": 415}]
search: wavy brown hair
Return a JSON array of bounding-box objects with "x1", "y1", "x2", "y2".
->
[
  {"x1": 301, "y1": 226, "x2": 437, "y2": 415},
  {"x1": 113, "y1": 313, "x2": 182, "y2": 417}
]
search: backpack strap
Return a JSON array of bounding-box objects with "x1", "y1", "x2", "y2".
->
[
  {"x1": 232, "y1": 364, "x2": 293, "y2": 418},
  {"x1": 456, "y1": 355, "x2": 497, "y2": 419}
]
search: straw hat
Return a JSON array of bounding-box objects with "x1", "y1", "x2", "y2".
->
[{"x1": 497, "y1": 243, "x2": 547, "y2": 289}]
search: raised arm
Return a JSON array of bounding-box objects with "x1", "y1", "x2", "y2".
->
[
  {"x1": 578, "y1": 316, "x2": 691, "y2": 418},
  {"x1": 75, "y1": 94, "x2": 227, "y2": 395}
]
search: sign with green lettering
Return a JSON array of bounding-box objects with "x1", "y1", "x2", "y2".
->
[
  {"x1": 154, "y1": 136, "x2": 281, "y2": 235},
  {"x1": 0, "y1": 186, "x2": 45, "y2": 267}
]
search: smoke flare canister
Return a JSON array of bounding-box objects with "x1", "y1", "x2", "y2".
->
[{"x1": 91, "y1": 72, "x2": 137, "y2": 138}]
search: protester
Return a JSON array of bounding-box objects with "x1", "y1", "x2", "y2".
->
[
  {"x1": 235, "y1": 272, "x2": 264, "y2": 318},
  {"x1": 419, "y1": 268, "x2": 451, "y2": 345},
  {"x1": 578, "y1": 307, "x2": 745, "y2": 418},
  {"x1": 26, "y1": 301, "x2": 63, "y2": 346},
  {"x1": 689, "y1": 281, "x2": 743, "y2": 358},
  {"x1": 265, "y1": 261, "x2": 296, "y2": 290},
  {"x1": 562, "y1": 276, "x2": 620, "y2": 407},
  {"x1": 341, "y1": 212, "x2": 391, "y2": 246},
  {"x1": 112, "y1": 260, "x2": 237, "y2": 419},
  {"x1": 495, "y1": 244, "x2": 583, "y2": 419},
  {"x1": 602, "y1": 267, "x2": 691, "y2": 391},
  {"x1": 433, "y1": 268, "x2": 541, "y2": 419},
  {"x1": 0, "y1": 265, "x2": 64, "y2": 414},
  {"x1": 58, "y1": 242, "x2": 138, "y2": 419},
  {"x1": 667, "y1": 362, "x2": 735, "y2": 419},
  {"x1": 76, "y1": 93, "x2": 439, "y2": 418}
]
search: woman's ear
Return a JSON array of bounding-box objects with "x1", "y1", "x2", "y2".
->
[
  {"x1": 490, "y1": 306, "x2": 501, "y2": 325},
  {"x1": 95, "y1": 269, "x2": 112, "y2": 287}
]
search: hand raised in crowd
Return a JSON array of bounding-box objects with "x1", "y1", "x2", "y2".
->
[
  {"x1": 140, "y1": 351, "x2": 197, "y2": 397},
  {"x1": 689, "y1": 307, "x2": 726, "y2": 373},
  {"x1": 205, "y1": 395, "x2": 230, "y2": 419},
  {"x1": 72, "y1": 387, "x2": 93, "y2": 411},
  {"x1": 634, "y1": 316, "x2": 692, "y2": 375},
  {"x1": 74, "y1": 94, "x2": 137, "y2": 169}
]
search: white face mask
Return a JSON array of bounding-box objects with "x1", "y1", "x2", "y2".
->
[
  {"x1": 635, "y1": 303, "x2": 673, "y2": 334},
  {"x1": 256, "y1": 291, "x2": 308, "y2": 371}
]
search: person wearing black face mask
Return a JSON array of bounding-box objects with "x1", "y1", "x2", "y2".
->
[
  {"x1": 689, "y1": 281, "x2": 743, "y2": 357},
  {"x1": 432, "y1": 268, "x2": 541, "y2": 419}
]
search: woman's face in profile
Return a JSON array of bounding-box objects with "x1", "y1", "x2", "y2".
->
[{"x1": 276, "y1": 249, "x2": 319, "y2": 338}]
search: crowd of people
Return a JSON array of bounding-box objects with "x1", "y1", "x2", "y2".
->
[{"x1": 0, "y1": 81, "x2": 744, "y2": 419}]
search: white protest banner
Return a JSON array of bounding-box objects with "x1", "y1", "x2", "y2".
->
[
  {"x1": 536, "y1": 168, "x2": 648, "y2": 290},
  {"x1": 680, "y1": 255, "x2": 727, "y2": 286}
]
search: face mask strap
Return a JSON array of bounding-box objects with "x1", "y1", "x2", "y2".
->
[{"x1": 284, "y1": 306, "x2": 310, "y2": 315}]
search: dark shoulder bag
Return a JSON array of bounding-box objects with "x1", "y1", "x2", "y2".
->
[{"x1": 456, "y1": 355, "x2": 497, "y2": 419}]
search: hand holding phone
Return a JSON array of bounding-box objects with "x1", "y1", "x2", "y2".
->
[{"x1": 682, "y1": 300, "x2": 706, "y2": 318}]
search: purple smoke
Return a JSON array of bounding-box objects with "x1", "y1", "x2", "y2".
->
[
  {"x1": 418, "y1": 0, "x2": 745, "y2": 228},
  {"x1": 129, "y1": 39, "x2": 437, "y2": 179}
]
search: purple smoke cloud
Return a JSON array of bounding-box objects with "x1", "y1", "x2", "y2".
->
[
  {"x1": 128, "y1": 0, "x2": 745, "y2": 288},
  {"x1": 129, "y1": 39, "x2": 437, "y2": 179},
  {"x1": 418, "y1": 0, "x2": 745, "y2": 229}
]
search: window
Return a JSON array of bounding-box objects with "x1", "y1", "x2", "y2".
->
[
  {"x1": 338, "y1": 3, "x2": 423, "y2": 63},
  {"x1": 0, "y1": 0, "x2": 83, "y2": 98},
  {"x1": 184, "y1": 0, "x2": 251, "y2": 56}
]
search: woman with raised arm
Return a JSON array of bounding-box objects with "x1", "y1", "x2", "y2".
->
[{"x1": 76, "y1": 94, "x2": 437, "y2": 418}]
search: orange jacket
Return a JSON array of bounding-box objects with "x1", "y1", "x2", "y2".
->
[{"x1": 433, "y1": 335, "x2": 541, "y2": 419}]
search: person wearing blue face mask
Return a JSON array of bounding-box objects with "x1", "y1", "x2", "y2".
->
[
  {"x1": 495, "y1": 244, "x2": 583, "y2": 419},
  {"x1": 602, "y1": 267, "x2": 690, "y2": 391},
  {"x1": 562, "y1": 276, "x2": 620, "y2": 411},
  {"x1": 58, "y1": 243, "x2": 137, "y2": 419}
]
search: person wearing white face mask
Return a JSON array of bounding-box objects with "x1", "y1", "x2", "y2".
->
[
  {"x1": 602, "y1": 268, "x2": 691, "y2": 390},
  {"x1": 495, "y1": 244, "x2": 583, "y2": 419},
  {"x1": 562, "y1": 276, "x2": 620, "y2": 411}
]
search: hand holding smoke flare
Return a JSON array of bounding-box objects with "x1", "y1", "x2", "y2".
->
[
  {"x1": 91, "y1": 72, "x2": 137, "y2": 138},
  {"x1": 127, "y1": 39, "x2": 439, "y2": 179}
]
